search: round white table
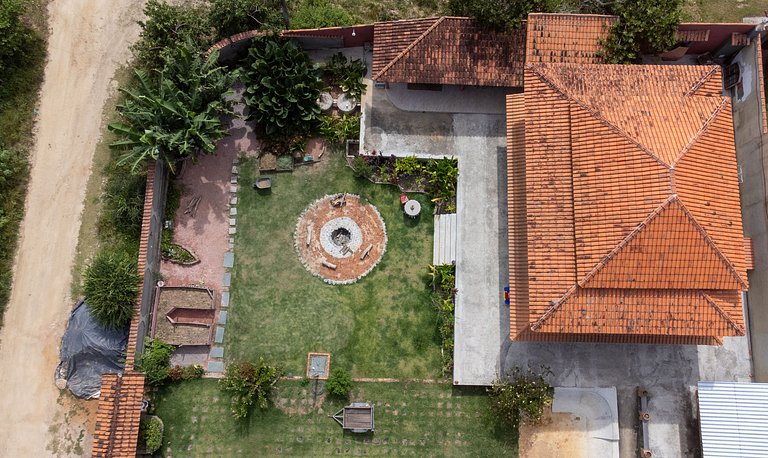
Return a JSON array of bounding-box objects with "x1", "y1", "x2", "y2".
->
[{"x1": 404, "y1": 199, "x2": 421, "y2": 217}]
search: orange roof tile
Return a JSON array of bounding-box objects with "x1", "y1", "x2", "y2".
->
[
  {"x1": 526, "y1": 14, "x2": 617, "y2": 64},
  {"x1": 508, "y1": 56, "x2": 748, "y2": 343},
  {"x1": 92, "y1": 372, "x2": 145, "y2": 458},
  {"x1": 372, "y1": 17, "x2": 525, "y2": 87}
]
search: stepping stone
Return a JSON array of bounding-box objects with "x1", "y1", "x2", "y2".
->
[
  {"x1": 214, "y1": 326, "x2": 225, "y2": 344},
  {"x1": 218, "y1": 310, "x2": 228, "y2": 324},
  {"x1": 228, "y1": 227, "x2": 237, "y2": 235},
  {"x1": 229, "y1": 185, "x2": 238, "y2": 193},
  {"x1": 223, "y1": 252, "x2": 234, "y2": 268},
  {"x1": 231, "y1": 166, "x2": 238, "y2": 175},
  {"x1": 229, "y1": 218, "x2": 236, "y2": 226},
  {"x1": 232, "y1": 158, "x2": 239, "y2": 166},
  {"x1": 210, "y1": 346, "x2": 224, "y2": 359},
  {"x1": 223, "y1": 273, "x2": 231, "y2": 287},
  {"x1": 229, "y1": 237, "x2": 235, "y2": 244},
  {"x1": 230, "y1": 197, "x2": 238, "y2": 205},
  {"x1": 230, "y1": 176, "x2": 238, "y2": 184},
  {"x1": 207, "y1": 361, "x2": 224, "y2": 373},
  {"x1": 230, "y1": 207, "x2": 237, "y2": 216},
  {"x1": 228, "y1": 242, "x2": 234, "y2": 250},
  {"x1": 221, "y1": 291, "x2": 230, "y2": 307}
]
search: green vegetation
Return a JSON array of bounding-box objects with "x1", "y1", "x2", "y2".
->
[
  {"x1": 139, "y1": 416, "x2": 164, "y2": 454},
  {"x1": 426, "y1": 157, "x2": 458, "y2": 213},
  {"x1": 394, "y1": 155, "x2": 423, "y2": 177},
  {"x1": 323, "y1": 52, "x2": 366, "y2": 99},
  {"x1": 682, "y1": 0, "x2": 768, "y2": 23},
  {"x1": 209, "y1": 0, "x2": 284, "y2": 38},
  {"x1": 138, "y1": 339, "x2": 176, "y2": 386},
  {"x1": 83, "y1": 251, "x2": 140, "y2": 329},
  {"x1": 601, "y1": 0, "x2": 682, "y2": 63},
  {"x1": 324, "y1": 367, "x2": 353, "y2": 398},
  {"x1": 227, "y1": 153, "x2": 441, "y2": 378},
  {"x1": 0, "y1": 0, "x2": 46, "y2": 323},
  {"x1": 288, "y1": 0, "x2": 446, "y2": 23},
  {"x1": 154, "y1": 379, "x2": 518, "y2": 456},
  {"x1": 242, "y1": 35, "x2": 323, "y2": 137},
  {"x1": 429, "y1": 264, "x2": 456, "y2": 375},
  {"x1": 447, "y1": 0, "x2": 559, "y2": 31},
  {"x1": 292, "y1": 0, "x2": 355, "y2": 29},
  {"x1": 318, "y1": 112, "x2": 360, "y2": 145},
  {"x1": 220, "y1": 359, "x2": 283, "y2": 419},
  {"x1": 109, "y1": 41, "x2": 233, "y2": 173},
  {"x1": 168, "y1": 364, "x2": 205, "y2": 382},
  {"x1": 487, "y1": 367, "x2": 553, "y2": 428}
]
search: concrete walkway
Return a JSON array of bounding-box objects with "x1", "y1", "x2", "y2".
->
[{"x1": 453, "y1": 136, "x2": 508, "y2": 386}]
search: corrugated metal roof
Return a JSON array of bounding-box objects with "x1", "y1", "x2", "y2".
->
[
  {"x1": 433, "y1": 213, "x2": 457, "y2": 265},
  {"x1": 698, "y1": 381, "x2": 768, "y2": 457}
]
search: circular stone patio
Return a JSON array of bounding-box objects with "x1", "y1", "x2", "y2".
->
[{"x1": 294, "y1": 194, "x2": 387, "y2": 285}]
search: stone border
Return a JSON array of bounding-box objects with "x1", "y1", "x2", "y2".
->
[{"x1": 293, "y1": 194, "x2": 387, "y2": 285}]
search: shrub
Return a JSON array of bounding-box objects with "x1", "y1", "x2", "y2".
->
[
  {"x1": 394, "y1": 156, "x2": 423, "y2": 177},
  {"x1": 100, "y1": 168, "x2": 147, "y2": 240},
  {"x1": 325, "y1": 368, "x2": 353, "y2": 398},
  {"x1": 487, "y1": 366, "x2": 553, "y2": 428},
  {"x1": 138, "y1": 339, "x2": 176, "y2": 386},
  {"x1": 182, "y1": 364, "x2": 205, "y2": 380},
  {"x1": 351, "y1": 156, "x2": 372, "y2": 179},
  {"x1": 600, "y1": 0, "x2": 682, "y2": 63},
  {"x1": 168, "y1": 365, "x2": 184, "y2": 382},
  {"x1": 0, "y1": 148, "x2": 27, "y2": 191},
  {"x1": 209, "y1": 0, "x2": 284, "y2": 39},
  {"x1": 292, "y1": 0, "x2": 355, "y2": 30},
  {"x1": 220, "y1": 359, "x2": 282, "y2": 419},
  {"x1": 242, "y1": 36, "x2": 323, "y2": 138},
  {"x1": 447, "y1": 0, "x2": 560, "y2": 32},
  {"x1": 139, "y1": 416, "x2": 163, "y2": 454},
  {"x1": 83, "y1": 250, "x2": 140, "y2": 329},
  {"x1": 319, "y1": 113, "x2": 360, "y2": 145},
  {"x1": 132, "y1": 0, "x2": 212, "y2": 70},
  {"x1": 425, "y1": 157, "x2": 458, "y2": 212},
  {"x1": 429, "y1": 264, "x2": 455, "y2": 375},
  {"x1": 323, "y1": 52, "x2": 366, "y2": 99},
  {"x1": 0, "y1": 0, "x2": 34, "y2": 75}
]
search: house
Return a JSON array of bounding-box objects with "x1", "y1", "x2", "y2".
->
[{"x1": 506, "y1": 14, "x2": 754, "y2": 345}]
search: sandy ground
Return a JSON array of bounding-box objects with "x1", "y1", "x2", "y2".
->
[
  {"x1": 0, "y1": 0, "x2": 144, "y2": 456},
  {"x1": 519, "y1": 410, "x2": 587, "y2": 458}
]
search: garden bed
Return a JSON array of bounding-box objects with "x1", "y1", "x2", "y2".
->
[{"x1": 151, "y1": 287, "x2": 215, "y2": 346}]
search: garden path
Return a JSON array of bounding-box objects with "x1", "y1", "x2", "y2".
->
[{"x1": 0, "y1": 0, "x2": 145, "y2": 456}]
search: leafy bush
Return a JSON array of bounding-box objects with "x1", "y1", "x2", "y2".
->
[
  {"x1": 487, "y1": 366, "x2": 553, "y2": 428},
  {"x1": 325, "y1": 368, "x2": 353, "y2": 398},
  {"x1": 600, "y1": 0, "x2": 682, "y2": 63},
  {"x1": 447, "y1": 0, "x2": 560, "y2": 32},
  {"x1": 319, "y1": 113, "x2": 360, "y2": 145},
  {"x1": 83, "y1": 250, "x2": 140, "y2": 329},
  {"x1": 100, "y1": 168, "x2": 147, "y2": 240},
  {"x1": 323, "y1": 52, "x2": 367, "y2": 99},
  {"x1": 394, "y1": 156, "x2": 423, "y2": 177},
  {"x1": 168, "y1": 364, "x2": 205, "y2": 382},
  {"x1": 109, "y1": 42, "x2": 232, "y2": 173},
  {"x1": 220, "y1": 359, "x2": 282, "y2": 419},
  {"x1": 351, "y1": 156, "x2": 372, "y2": 179},
  {"x1": 132, "y1": 0, "x2": 212, "y2": 70},
  {"x1": 139, "y1": 416, "x2": 163, "y2": 454},
  {"x1": 0, "y1": 0, "x2": 34, "y2": 75},
  {"x1": 292, "y1": 0, "x2": 354, "y2": 30},
  {"x1": 425, "y1": 157, "x2": 458, "y2": 212},
  {"x1": 429, "y1": 264, "x2": 455, "y2": 375},
  {"x1": 209, "y1": 0, "x2": 284, "y2": 39},
  {"x1": 242, "y1": 36, "x2": 323, "y2": 138},
  {"x1": 138, "y1": 339, "x2": 176, "y2": 385},
  {"x1": 0, "y1": 148, "x2": 26, "y2": 191}
]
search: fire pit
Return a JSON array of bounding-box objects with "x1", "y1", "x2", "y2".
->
[{"x1": 294, "y1": 194, "x2": 387, "y2": 285}]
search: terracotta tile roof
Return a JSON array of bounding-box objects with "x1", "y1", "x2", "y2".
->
[
  {"x1": 508, "y1": 61, "x2": 748, "y2": 343},
  {"x1": 526, "y1": 13, "x2": 617, "y2": 64},
  {"x1": 372, "y1": 17, "x2": 525, "y2": 87},
  {"x1": 92, "y1": 372, "x2": 145, "y2": 457}
]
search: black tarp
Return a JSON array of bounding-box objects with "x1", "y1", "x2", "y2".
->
[{"x1": 56, "y1": 300, "x2": 128, "y2": 399}]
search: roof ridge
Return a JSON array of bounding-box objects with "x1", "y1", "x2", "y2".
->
[
  {"x1": 530, "y1": 284, "x2": 579, "y2": 331},
  {"x1": 675, "y1": 198, "x2": 748, "y2": 288},
  {"x1": 576, "y1": 195, "x2": 678, "y2": 288},
  {"x1": 672, "y1": 97, "x2": 728, "y2": 167},
  {"x1": 685, "y1": 66, "x2": 721, "y2": 96},
  {"x1": 702, "y1": 293, "x2": 745, "y2": 334},
  {"x1": 373, "y1": 17, "x2": 446, "y2": 81},
  {"x1": 527, "y1": 64, "x2": 672, "y2": 169}
]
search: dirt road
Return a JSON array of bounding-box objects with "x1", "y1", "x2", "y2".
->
[{"x1": 0, "y1": 0, "x2": 144, "y2": 455}]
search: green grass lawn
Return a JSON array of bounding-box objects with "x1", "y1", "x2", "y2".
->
[
  {"x1": 226, "y1": 152, "x2": 442, "y2": 379},
  {"x1": 682, "y1": 0, "x2": 768, "y2": 22},
  {"x1": 154, "y1": 379, "x2": 517, "y2": 457}
]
